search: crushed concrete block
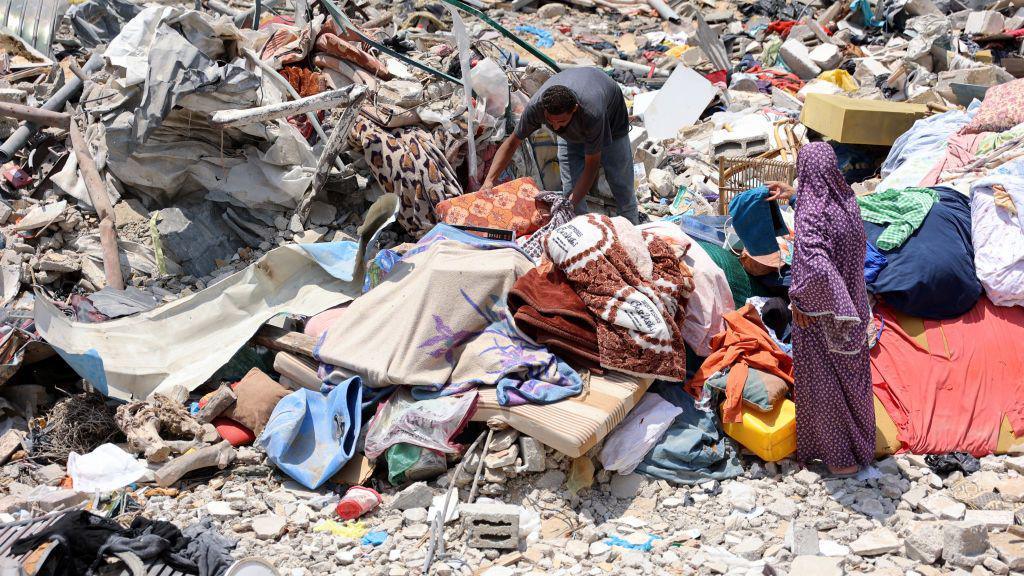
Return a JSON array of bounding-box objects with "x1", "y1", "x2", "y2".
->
[
  {"x1": 389, "y1": 482, "x2": 434, "y2": 510},
  {"x1": 943, "y1": 522, "x2": 989, "y2": 568},
  {"x1": 991, "y1": 531, "x2": 1024, "y2": 571},
  {"x1": 963, "y1": 509, "x2": 1014, "y2": 529},
  {"x1": 537, "y1": 3, "x2": 566, "y2": 18},
  {"x1": 905, "y1": 522, "x2": 944, "y2": 565},
  {"x1": 790, "y1": 556, "x2": 842, "y2": 576},
  {"x1": 518, "y1": 436, "x2": 546, "y2": 473},
  {"x1": 460, "y1": 502, "x2": 520, "y2": 549},
  {"x1": 780, "y1": 39, "x2": 822, "y2": 80},
  {"x1": 965, "y1": 11, "x2": 1005, "y2": 35},
  {"x1": 809, "y1": 43, "x2": 843, "y2": 70},
  {"x1": 850, "y1": 527, "x2": 901, "y2": 556}
]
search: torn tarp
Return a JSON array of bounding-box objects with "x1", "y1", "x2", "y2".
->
[
  {"x1": 34, "y1": 242, "x2": 363, "y2": 400},
  {"x1": 90, "y1": 6, "x2": 315, "y2": 210},
  {"x1": 67, "y1": 0, "x2": 142, "y2": 49}
]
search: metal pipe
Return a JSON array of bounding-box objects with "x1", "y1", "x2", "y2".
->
[
  {"x1": 252, "y1": 0, "x2": 262, "y2": 30},
  {"x1": 0, "y1": 101, "x2": 69, "y2": 128},
  {"x1": 209, "y1": 85, "x2": 366, "y2": 128},
  {"x1": 0, "y1": 53, "x2": 102, "y2": 164},
  {"x1": 646, "y1": 0, "x2": 681, "y2": 23}
]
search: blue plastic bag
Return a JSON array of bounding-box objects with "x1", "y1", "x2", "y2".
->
[{"x1": 257, "y1": 376, "x2": 363, "y2": 489}]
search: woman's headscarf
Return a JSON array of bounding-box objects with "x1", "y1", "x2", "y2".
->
[{"x1": 789, "y1": 142, "x2": 869, "y2": 354}]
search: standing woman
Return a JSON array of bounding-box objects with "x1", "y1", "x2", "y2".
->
[{"x1": 767, "y1": 142, "x2": 875, "y2": 476}]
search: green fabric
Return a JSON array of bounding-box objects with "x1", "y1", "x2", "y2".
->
[
  {"x1": 856, "y1": 187, "x2": 938, "y2": 250},
  {"x1": 704, "y1": 368, "x2": 786, "y2": 412},
  {"x1": 696, "y1": 240, "x2": 766, "y2": 306},
  {"x1": 385, "y1": 443, "x2": 447, "y2": 485},
  {"x1": 385, "y1": 443, "x2": 421, "y2": 485}
]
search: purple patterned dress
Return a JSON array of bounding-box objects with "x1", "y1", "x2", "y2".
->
[{"x1": 789, "y1": 143, "x2": 875, "y2": 469}]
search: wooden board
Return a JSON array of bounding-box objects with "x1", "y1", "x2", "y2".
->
[{"x1": 472, "y1": 371, "x2": 652, "y2": 458}]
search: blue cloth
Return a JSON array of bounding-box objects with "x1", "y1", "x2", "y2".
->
[
  {"x1": 864, "y1": 241, "x2": 888, "y2": 283},
  {"x1": 851, "y1": 0, "x2": 884, "y2": 26},
  {"x1": 728, "y1": 186, "x2": 788, "y2": 257},
  {"x1": 361, "y1": 531, "x2": 388, "y2": 546},
  {"x1": 515, "y1": 25, "x2": 555, "y2": 48},
  {"x1": 296, "y1": 241, "x2": 359, "y2": 281},
  {"x1": 558, "y1": 134, "x2": 638, "y2": 223},
  {"x1": 865, "y1": 187, "x2": 982, "y2": 320},
  {"x1": 257, "y1": 377, "x2": 363, "y2": 489},
  {"x1": 634, "y1": 382, "x2": 744, "y2": 485},
  {"x1": 605, "y1": 535, "x2": 661, "y2": 551}
]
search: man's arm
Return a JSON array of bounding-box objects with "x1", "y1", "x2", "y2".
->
[
  {"x1": 480, "y1": 133, "x2": 522, "y2": 191},
  {"x1": 569, "y1": 152, "x2": 601, "y2": 207}
]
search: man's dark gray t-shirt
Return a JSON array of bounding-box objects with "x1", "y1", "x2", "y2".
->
[{"x1": 514, "y1": 67, "x2": 629, "y2": 155}]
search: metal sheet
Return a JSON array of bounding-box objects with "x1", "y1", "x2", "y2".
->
[{"x1": 0, "y1": 0, "x2": 68, "y2": 55}]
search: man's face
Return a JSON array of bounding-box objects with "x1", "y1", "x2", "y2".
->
[{"x1": 544, "y1": 106, "x2": 577, "y2": 131}]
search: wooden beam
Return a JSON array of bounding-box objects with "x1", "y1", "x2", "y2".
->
[{"x1": 68, "y1": 114, "x2": 124, "y2": 290}]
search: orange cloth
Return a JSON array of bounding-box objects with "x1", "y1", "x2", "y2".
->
[
  {"x1": 435, "y1": 177, "x2": 551, "y2": 238},
  {"x1": 689, "y1": 304, "x2": 795, "y2": 423},
  {"x1": 870, "y1": 297, "x2": 1024, "y2": 456},
  {"x1": 316, "y1": 33, "x2": 392, "y2": 80}
]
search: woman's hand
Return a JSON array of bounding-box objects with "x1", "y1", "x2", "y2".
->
[
  {"x1": 766, "y1": 181, "x2": 795, "y2": 203},
  {"x1": 792, "y1": 306, "x2": 816, "y2": 329}
]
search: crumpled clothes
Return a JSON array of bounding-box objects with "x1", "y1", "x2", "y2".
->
[
  {"x1": 347, "y1": 116, "x2": 462, "y2": 237},
  {"x1": 546, "y1": 215, "x2": 694, "y2": 381},
  {"x1": 168, "y1": 517, "x2": 238, "y2": 576},
  {"x1": 519, "y1": 190, "x2": 576, "y2": 263},
  {"x1": 317, "y1": 18, "x2": 392, "y2": 79},
  {"x1": 280, "y1": 66, "x2": 328, "y2": 98},
  {"x1": 745, "y1": 65, "x2": 803, "y2": 93},
  {"x1": 516, "y1": 25, "x2": 555, "y2": 48},
  {"x1": 766, "y1": 20, "x2": 798, "y2": 38}
]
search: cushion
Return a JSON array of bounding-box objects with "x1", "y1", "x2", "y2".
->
[
  {"x1": 223, "y1": 368, "x2": 290, "y2": 435},
  {"x1": 213, "y1": 417, "x2": 256, "y2": 446},
  {"x1": 961, "y1": 79, "x2": 1024, "y2": 135},
  {"x1": 705, "y1": 367, "x2": 789, "y2": 412},
  {"x1": 435, "y1": 177, "x2": 549, "y2": 237}
]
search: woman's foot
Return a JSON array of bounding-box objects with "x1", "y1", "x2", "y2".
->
[{"x1": 827, "y1": 464, "x2": 860, "y2": 477}]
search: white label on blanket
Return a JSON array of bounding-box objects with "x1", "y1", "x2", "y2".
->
[
  {"x1": 608, "y1": 287, "x2": 669, "y2": 337},
  {"x1": 547, "y1": 220, "x2": 605, "y2": 272}
]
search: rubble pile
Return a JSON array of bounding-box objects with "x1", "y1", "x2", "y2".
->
[{"x1": 0, "y1": 0, "x2": 1022, "y2": 575}]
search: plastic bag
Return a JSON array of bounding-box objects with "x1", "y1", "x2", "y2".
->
[
  {"x1": 363, "y1": 388, "x2": 477, "y2": 459},
  {"x1": 257, "y1": 376, "x2": 363, "y2": 489},
  {"x1": 817, "y1": 69, "x2": 859, "y2": 92},
  {"x1": 599, "y1": 393, "x2": 683, "y2": 474},
  {"x1": 470, "y1": 58, "x2": 510, "y2": 118},
  {"x1": 68, "y1": 443, "x2": 148, "y2": 493}
]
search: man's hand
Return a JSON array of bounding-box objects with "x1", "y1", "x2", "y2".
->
[{"x1": 766, "y1": 181, "x2": 795, "y2": 203}]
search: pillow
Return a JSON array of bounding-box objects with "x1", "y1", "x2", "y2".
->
[
  {"x1": 223, "y1": 368, "x2": 290, "y2": 435},
  {"x1": 435, "y1": 177, "x2": 549, "y2": 237},
  {"x1": 705, "y1": 368, "x2": 789, "y2": 412},
  {"x1": 213, "y1": 417, "x2": 256, "y2": 447},
  {"x1": 961, "y1": 79, "x2": 1024, "y2": 134}
]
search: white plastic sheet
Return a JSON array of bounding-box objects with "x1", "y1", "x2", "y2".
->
[
  {"x1": 68, "y1": 443, "x2": 147, "y2": 493},
  {"x1": 35, "y1": 242, "x2": 362, "y2": 400},
  {"x1": 644, "y1": 66, "x2": 716, "y2": 142},
  {"x1": 598, "y1": 392, "x2": 682, "y2": 474}
]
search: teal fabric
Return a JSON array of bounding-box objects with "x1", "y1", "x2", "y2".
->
[{"x1": 704, "y1": 368, "x2": 786, "y2": 412}]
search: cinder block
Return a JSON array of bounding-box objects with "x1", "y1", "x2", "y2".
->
[
  {"x1": 460, "y1": 502, "x2": 520, "y2": 549},
  {"x1": 965, "y1": 10, "x2": 1005, "y2": 35},
  {"x1": 780, "y1": 39, "x2": 822, "y2": 80}
]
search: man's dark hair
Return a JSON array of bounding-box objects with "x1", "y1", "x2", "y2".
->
[{"x1": 540, "y1": 85, "x2": 578, "y2": 115}]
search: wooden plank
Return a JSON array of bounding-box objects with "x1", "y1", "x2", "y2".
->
[{"x1": 253, "y1": 326, "x2": 316, "y2": 358}]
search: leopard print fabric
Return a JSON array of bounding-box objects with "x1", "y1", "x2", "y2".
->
[{"x1": 349, "y1": 116, "x2": 463, "y2": 237}]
